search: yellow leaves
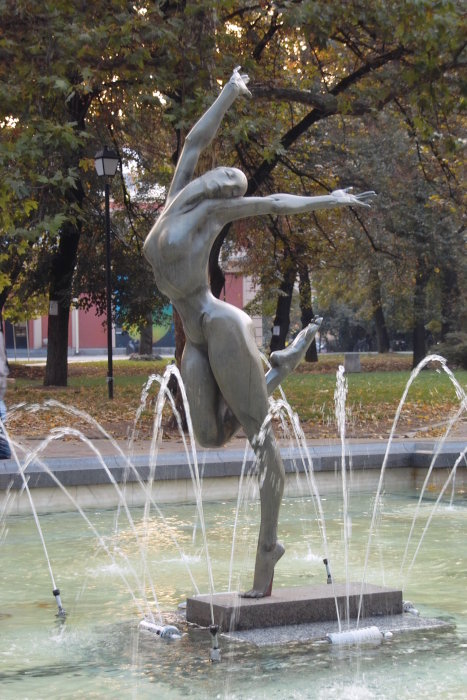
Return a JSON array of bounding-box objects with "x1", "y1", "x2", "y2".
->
[
  {"x1": 7, "y1": 358, "x2": 465, "y2": 443},
  {"x1": 79, "y1": 157, "x2": 95, "y2": 173},
  {"x1": 0, "y1": 271, "x2": 12, "y2": 294}
]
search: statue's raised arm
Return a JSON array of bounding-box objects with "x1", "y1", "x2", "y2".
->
[{"x1": 166, "y1": 67, "x2": 250, "y2": 202}]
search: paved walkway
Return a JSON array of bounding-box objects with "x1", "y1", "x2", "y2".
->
[{"x1": 11, "y1": 422, "x2": 466, "y2": 460}]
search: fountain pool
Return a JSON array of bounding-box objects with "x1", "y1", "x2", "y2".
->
[{"x1": 1, "y1": 490, "x2": 466, "y2": 699}]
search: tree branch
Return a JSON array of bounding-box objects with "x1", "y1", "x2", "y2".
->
[
  {"x1": 251, "y1": 84, "x2": 337, "y2": 112},
  {"x1": 350, "y1": 208, "x2": 401, "y2": 260},
  {"x1": 248, "y1": 46, "x2": 406, "y2": 193},
  {"x1": 252, "y1": 10, "x2": 280, "y2": 61}
]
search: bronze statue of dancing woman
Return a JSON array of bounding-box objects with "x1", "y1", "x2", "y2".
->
[{"x1": 144, "y1": 68, "x2": 375, "y2": 597}]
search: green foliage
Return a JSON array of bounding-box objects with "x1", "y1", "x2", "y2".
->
[
  {"x1": 434, "y1": 333, "x2": 467, "y2": 369},
  {"x1": 0, "y1": 0, "x2": 464, "y2": 366}
]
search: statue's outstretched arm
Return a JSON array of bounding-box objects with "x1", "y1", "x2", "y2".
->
[
  {"x1": 214, "y1": 188, "x2": 376, "y2": 225},
  {"x1": 167, "y1": 68, "x2": 250, "y2": 202}
]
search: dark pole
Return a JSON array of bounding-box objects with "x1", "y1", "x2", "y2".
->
[{"x1": 104, "y1": 181, "x2": 114, "y2": 399}]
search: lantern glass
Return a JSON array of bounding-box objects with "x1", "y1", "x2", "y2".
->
[{"x1": 94, "y1": 147, "x2": 118, "y2": 177}]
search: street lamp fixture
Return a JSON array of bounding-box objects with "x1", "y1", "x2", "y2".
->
[
  {"x1": 94, "y1": 146, "x2": 119, "y2": 178},
  {"x1": 94, "y1": 146, "x2": 119, "y2": 399}
]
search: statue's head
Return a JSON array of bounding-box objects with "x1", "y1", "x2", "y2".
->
[{"x1": 203, "y1": 167, "x2": 247, "y2": 199}]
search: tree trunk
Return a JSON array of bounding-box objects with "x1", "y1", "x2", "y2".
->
[
  {"x1": 270, "y1": 256, "x2": 296, "y2": 353},
  {"x1": 209, "y1": 226, "x2": 227, "y2": 299},
  {"x1": 412, "y1": 266, "x2": 428, "y2": 368},
  {"x1": 44, "y1": 90, "x2": 88, "y2": 387},
  {"x1": 369, "y1": 267, "x2": 390, "y2": 353},
  {"x1": 297, "y1": 260, "x2": 318, "y2": 362},
  {"x1": 440, "y1": 264, "x2": 459, "y2": 340},
  {"x1": 44, "y1": 222, "x2": 81, "y2": 386},
  {"x1": 139, "y1": 313, "x2": 153, "y2": 355}
]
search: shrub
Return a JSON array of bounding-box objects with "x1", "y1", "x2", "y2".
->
[{"x1": 433, "y1": 332, "x2": 467, "y2": 369}]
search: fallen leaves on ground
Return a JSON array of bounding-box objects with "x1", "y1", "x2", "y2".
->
[{"x1": 7, "y1": 357, "x2": 465, "y2": 442}]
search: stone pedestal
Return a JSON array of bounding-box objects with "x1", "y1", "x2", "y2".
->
[
  {"x1": 186, "y1": 583, "x2": 403, "y2": 632},
  {"x1": 344, "y1": 352, "x2": 361, "y2": 373}
]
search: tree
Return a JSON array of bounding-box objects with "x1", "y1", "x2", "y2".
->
[
  {"x1": 76, "y1": 186, "x2": 173, "y2": 341},
  {"x1": 0, "y1": 1, "x2": 186, "y2": 383},
  {"x1": 310, "y1": 108, "x2": 464, "y2": 363},
  {"x1": 2, "y1": 0, "x2": 464, "y2": 379},
  {"x1": 206, "y1": 0, "x2": 465, "y2": 356}
]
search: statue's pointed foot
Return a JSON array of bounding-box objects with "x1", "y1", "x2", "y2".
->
[
  {"x1": 242, "y1": 542, "x2": 285, "y2": 598},
  {"x1": 270, "y1": 317, "x2": 323, "y2": 371}
]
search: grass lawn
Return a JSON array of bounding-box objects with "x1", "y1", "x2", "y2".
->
[
  {"x1": 6, "y1": 355, "x2": 466, "y2": 441},
  {"x1": 281, "y1": 369, "x2": 466, "y2": 438}
]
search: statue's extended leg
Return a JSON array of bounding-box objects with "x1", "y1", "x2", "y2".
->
[
  {"x1": 181, "y1": 341, "x2": 239, "y2": 448},
  {"x1": 265, "y1": 317, "x2": 322, "y2": 395},
  {"x1": 202, "y1": 303, "x2": 286, "y2": 597},
  {"x1": 182, "y1": 317, "x2": 323, "y2": 448}
]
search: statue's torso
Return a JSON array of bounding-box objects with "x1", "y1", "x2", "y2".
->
[{"x1": 144, "y1": 207, "x2": 218, "y2": 346}]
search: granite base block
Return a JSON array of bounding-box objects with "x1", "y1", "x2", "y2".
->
[{"x1": 186, "y1": 583, "x2": 403, "y2": 632}]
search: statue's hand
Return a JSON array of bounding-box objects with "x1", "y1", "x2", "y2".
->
[
  {"x1": 229, "y1": 66, "x2": 251, "y2": 97},
  {"x1": 331, "y1": 187, "x2": 376, "y2": 208}
]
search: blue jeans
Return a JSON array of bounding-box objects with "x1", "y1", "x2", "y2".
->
[{"x1": 0, "y1": 399, "x2": 11, "y2": 459}]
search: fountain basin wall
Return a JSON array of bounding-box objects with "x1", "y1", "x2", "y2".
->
[{"x1": 1, "y1": 440, "x2": 464, "y2": 515}]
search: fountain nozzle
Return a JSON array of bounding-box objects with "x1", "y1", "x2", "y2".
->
[
  {"x1": 139, "y1": 619, "x2": 181, "y2": 639},
  {"x1": 53, "y1": 588, "x2": 66, "y2": 618},
  {"x1": 323, "y1": 559, "x2": 332, "y2": 584},
  {"x1": 209, "y1": 624, "x2": 221, "y2": 662},
  {"x1": 403, "y1": 600, "x2": 420, "y2": 616}
]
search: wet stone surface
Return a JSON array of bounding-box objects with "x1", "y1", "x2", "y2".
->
[{"x1": 222, "y1": 613, "x2": 454, "y2": 647}]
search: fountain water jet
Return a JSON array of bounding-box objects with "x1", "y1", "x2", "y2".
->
[
  {"x1": 0, "y1": 356, "x2": 463, "y2": 697},
  {"x1": 356, "y1": 354, "x2": 467, "y2": 626},
  {"x1": 1, "y1": 418, "x2": 66, "y2": 617}
]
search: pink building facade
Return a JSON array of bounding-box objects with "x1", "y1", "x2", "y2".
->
[
  {"x1": 6, "y1": 305, "x2": 110, "y2": 355},
  {"x1": 6, "y1": 272, "x2": 263, "y2": 354}
]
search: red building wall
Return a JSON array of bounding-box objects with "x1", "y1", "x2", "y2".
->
[
  {"x1": 75, "y1": 309, "x2": 106, "y2": 348},
  {"x1": 223, "y1": 273, "x2": 243, "y2": 309},
  {"x1": 37, "y1": 305, "x2": 107, "y2": 349}
]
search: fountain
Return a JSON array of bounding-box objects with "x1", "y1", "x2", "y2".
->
[
  {"x1": 1, "y1": 70, "x2": 466, "y2": 697},
  {"x1": 0, "y1": 410, "x2": 466, "y2": 698},
  {"x1": 183, "y1": 357, "x2": 466, "y2": 646},
  {"x1": 0, "y1": 360, "x2": 466, "y2": 696}
]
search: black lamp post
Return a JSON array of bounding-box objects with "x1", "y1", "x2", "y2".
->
[{"x1": 94, "y1": 146, "x2": 119, "y2": 399}]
